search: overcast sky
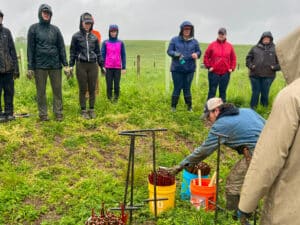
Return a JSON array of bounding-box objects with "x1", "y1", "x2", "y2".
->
[{"x1": 1, "y1": 0, "x2": 300, "y2": 45}]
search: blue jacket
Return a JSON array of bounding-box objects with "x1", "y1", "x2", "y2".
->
[
  {"x1": 167, "y1": 21, "x2": 201, "y2": 73},
  {"x1": 180, "y1": 107, "x2": 265, "y2": 167}
]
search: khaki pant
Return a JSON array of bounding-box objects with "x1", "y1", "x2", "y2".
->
[
  {"x1": 225, "y1": 157, "x2": 249, "y2": 210},
  {"x1": 34, "y1": 69, "x2": 62, "y2": 117}
]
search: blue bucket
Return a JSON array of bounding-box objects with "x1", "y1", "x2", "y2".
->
[{"x1": 180, "y1": 169, "x2": 209, "y2": 200}]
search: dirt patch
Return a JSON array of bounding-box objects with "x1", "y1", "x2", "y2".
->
[{"x1": 34, "y1": 206, "x2": 61, "y2": 225}]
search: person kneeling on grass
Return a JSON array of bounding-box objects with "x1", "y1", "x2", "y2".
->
[{"x1": 164, "y1": 97, "x2": 265, "y2": 220}]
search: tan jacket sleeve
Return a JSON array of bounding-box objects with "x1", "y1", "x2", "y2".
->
[{"x1": 239, "y1": 87, "x2": 300, "y2": 213}]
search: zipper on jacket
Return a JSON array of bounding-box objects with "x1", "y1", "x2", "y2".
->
[{"x1": 86, "y1": 33, "x2": 90, "y2": 62}]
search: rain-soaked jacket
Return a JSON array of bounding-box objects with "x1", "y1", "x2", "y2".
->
[
  {"x1": 204, "y1": 38, "x2": 236, "y2": 75},
  {"x1": 180, "y1": 105, "x2": 265, "y2": 167},
  {"x1": 239, "y1": 27, "x2": 300, "y2": 225},
  {"x1": 246, "y1": 31, "x2": 280, "y2": 77},
  {"x1": 0, "y1": 24, "x2": 19, "y2": 75},
  {"x1": 101, "y1": 24, "x2": 126, "y2": 69},
  {"x1": 27, "y1": 4, "x2": 68, "y2": 70},
  {"x1": 69, "y1": 13, "x2": 103, "y2": 67},
  {"x1": 167, "y1": 21, "x2": 201, "y2": 73}
]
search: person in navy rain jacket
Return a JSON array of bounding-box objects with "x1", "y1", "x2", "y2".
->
[{"x1": 167, "y1": 21, "x2": 201, "y2": 112}]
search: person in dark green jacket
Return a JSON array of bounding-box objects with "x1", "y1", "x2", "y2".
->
[{"x1": 27, "y1": 4, "x2": 70, "y2": 121}]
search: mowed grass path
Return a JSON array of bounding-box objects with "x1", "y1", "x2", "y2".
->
[{"x1": 0, "y1": 40, "x2": 285, "y2": 224}]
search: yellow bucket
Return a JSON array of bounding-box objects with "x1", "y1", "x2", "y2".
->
[{"x1": 148, "y1": 182, "x2": 176, "y2": 215}]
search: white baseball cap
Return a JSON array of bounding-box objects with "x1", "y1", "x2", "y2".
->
[{"x1": 203, "y1": 97, "x2": 224, "y2": 118}]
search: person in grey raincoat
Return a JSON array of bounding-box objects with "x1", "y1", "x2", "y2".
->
[{"x1": 238, "y1": 27, "x2": 300, "y2": 225}]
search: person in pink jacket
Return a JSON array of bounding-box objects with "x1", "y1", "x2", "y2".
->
[
  {"x1": 204, "y1": 28, "x2": 236, "y2": 102},
  {"x1": 101, "y1": 25, "x2": 126, "y2": 102}
]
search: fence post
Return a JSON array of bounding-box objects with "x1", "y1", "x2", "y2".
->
[
  {"x1": 195, "y1": 59, "x2": 200, "y2": 86},
  {"x1": 19, "y1": 48, "x2": 25, "y2": 75},
  {"x1": 137, "y1": 55, "x2": 141, "y2": 77}
]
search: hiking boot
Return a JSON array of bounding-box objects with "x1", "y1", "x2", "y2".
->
[
  {"x1": 88, "y1": 109, "x2": 96, "y2": 119},
  {"x1": 55, "y1": 114, "x2": 63, "y2": 122},
  {"x1": 7, "y1": 115, "x2": 15, "y2": 121},
  {"x1": 0, "y1": 114, "x2": 7, "y2": 123},
  {"x1": 187, "y1": 106, "x2": 193, "y2": 112},
  {"x1": 171, "y1": 107, "x2": 176, "y2": 112},
  {"x1": 39, "y1": 115, "x2": 49, "y2": 122},
  {"x1": 81, "y1": 110, "x2": 90, "y2": 119}
]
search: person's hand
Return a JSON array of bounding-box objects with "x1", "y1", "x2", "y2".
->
[
  {"x1": 121, "y1": 69, "x2": 126, "y2": 75},
  {"x1": 228, "y1": 69, "x2": 233, "y2": 73},
  {"x1": 209, "y1": 67, "x2": 214, "y2": 72},
  {"x1": 101, "y1": 67, "x2": 106, "y2": 75},
  {"x1": 174, "y1": 52, "x2": 181, "y2": 58},
  {"x1": 271, "y1": 65, "x2": 275, "y2": 70},
  {"x1": 67, "y1": 67, "x2": 74, "y2": 80},
  {"x1": 191, "y1": 53, "x2": 198, "y2": 59},
  {"x1": 237, "y1": 209, "x2": 252, "y2": 225},
  {"x1": 159, "y1": 165, "x2": 183, "y2": 175},
  {"x1": 13, "y1": 72, "x2": 20, "y2": 80},
  {"x1": 27, "y1": 70, "x2": 34, "y2": 80},
  {"x1": 64, "y1": 66, "x2": 73, "y2": 79},
  {"x1": 251, "y1": 65, "x2": 256, "y2": 70}
]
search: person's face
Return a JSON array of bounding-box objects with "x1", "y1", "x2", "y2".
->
[
  {"x1": 183, "y1": 26, "x2": 192, "y2": 37},
  {"x1": 110, "y1": 30, "x2": 117, "y2": 38},
  {"x1": 0, "y1": 17, "x2": 3, "y2": 24},
  {"x1": 208, "y1": 108, "x2": 220, "y2": 123},
  {"x1": 217, "y1": 32, "x2": 226, "y2": 41},
  {"x1": 82, "y1": 22, "x2": 92, "y2": 32},
  {"x1": 262, "y1": 37, "x2": 271, "y2": 45},
  {"x1": 41, "y1": 11, "x2": 50, "y2": 21}
]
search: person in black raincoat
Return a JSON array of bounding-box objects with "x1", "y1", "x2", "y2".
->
[
  {"x1": 246, "y1": 31, "x2": 280, "y2": 109},
  {"x1": 69, "y1": 12, "x2": 104, "y2": 119},
  {"x1": 0, "y1": 10, "x2": 19, "y2": 122}
]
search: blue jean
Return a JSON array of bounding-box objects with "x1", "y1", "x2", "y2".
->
[
  {"x1": 171, "y1": 72, "x2": 194, "y2": 97},
  {"x1": 250, "y1": 76, "x2": 275, "y2": 108},
  {"x1": 207, "y1": 72, "x2": 230, "y2": 102}
]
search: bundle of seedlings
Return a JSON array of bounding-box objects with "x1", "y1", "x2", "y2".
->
[
  {"x1": 185, "y1": 161, "x2": 211, "y2": 176},
  {"x1": 85, "y1": 203, "x2": 127, "y2": 225},
  {"x1": 148, "y1": 168, "x2": 175, "y2": 186}
]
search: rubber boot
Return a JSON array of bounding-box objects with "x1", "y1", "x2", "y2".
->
[
  {"x1": 184, "y1": 96, "x2": 192, "y2": 111},
  {"x1": 171, "y1": 96, "x2": 179, "y2": 112}
]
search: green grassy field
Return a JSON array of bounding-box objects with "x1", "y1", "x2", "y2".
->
[{"x1": 0, "y1": 40, "x2": 285, "y2": 225}]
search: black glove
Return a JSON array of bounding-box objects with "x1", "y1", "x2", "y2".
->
[{"x1": 238, "y1": 209, "x2": 252, "y2": 225}]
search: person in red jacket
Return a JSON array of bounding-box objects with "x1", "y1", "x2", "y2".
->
[{"x1": 204, "y1": 28, "x2": 236, "y2": 102}]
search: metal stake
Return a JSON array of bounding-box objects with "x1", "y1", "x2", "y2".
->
[{"x1": 211, "y1": 132, "x2": 229, "y2": 225}]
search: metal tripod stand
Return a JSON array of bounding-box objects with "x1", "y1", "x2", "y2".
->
[{"x1": 114, "y1": 128, "x2": 167, "y2": 224}]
